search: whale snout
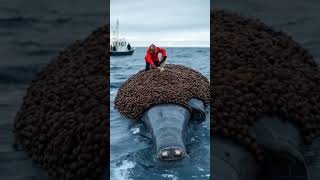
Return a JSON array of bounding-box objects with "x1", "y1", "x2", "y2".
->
[
  {"x1": 155, "y1": 126, "x2": 187, "y2": 161},
  {"x1": 141, "y1": 104, "x2": 190, "y2": 161}
]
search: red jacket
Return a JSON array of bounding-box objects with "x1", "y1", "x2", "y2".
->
[{"x1": 145, "y1": 47, "x2": 166, "y2": 65}]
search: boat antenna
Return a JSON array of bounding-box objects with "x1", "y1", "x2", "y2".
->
[{"x1": 116, "y1": 19, "x2": 119, "y2": 49}]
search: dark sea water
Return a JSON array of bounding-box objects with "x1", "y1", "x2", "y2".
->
[
  {"x1": 110, "y1": 47, "x2": 210, "y2": 180},
  {"x1": 0, "y1": 0, "x2": 105, "y2": 179}
]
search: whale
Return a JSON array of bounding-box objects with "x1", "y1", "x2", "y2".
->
[
  {"x1": 140, "y1": 98, "x2": 207, "y2": 161},
  {"x1": 13, "y1": 25, "x2": 109, "y2": 179},
  {"x1": 213, "y1": 116, "x2": 311, "y2": 180},
  {"x1": 211, "y1": 9, "x2": 320, "y2": 180},
  {"x1": 114, "y1": 64, "x2": 210, "y2": 161}
]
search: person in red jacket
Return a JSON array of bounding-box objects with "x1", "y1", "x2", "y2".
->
[{"x1": 145, "y1": 44, "x2": 167, "y2": 70}]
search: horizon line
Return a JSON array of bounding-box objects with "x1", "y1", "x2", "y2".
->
[{"x1": 132, "y1": 46, "x2": 210, "y2": 48}]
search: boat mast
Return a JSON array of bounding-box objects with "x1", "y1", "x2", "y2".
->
[{"x1": 116, "y1": 19, "x2": 119, "y2": 49}]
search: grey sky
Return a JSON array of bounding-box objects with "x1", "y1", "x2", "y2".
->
[{"x1": 111, "y1": 0, "x2": 210, "y2": 47}]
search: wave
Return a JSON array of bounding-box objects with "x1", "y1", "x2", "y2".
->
[
  {"x1": 0, "y1": 64, "x2": 43, "y2": 84},
  {"x1": 110, "y1": 82, "x2": 123, "y2": 88},
  {"x1": 0, "y1": 16, "x2": 39, "y2": 27},
  {"x1": 0, "y1": 15, "x2": 76, "y2": 29},
  {"x1": 195, "y1": 49, "x2": 208, "y2": 53},
  {"x1": 175, "y1": 54, "x2": 192, "y2": 58},
  {"x1": 21, "y1": 49, "x2": 57, "y2": 56}
]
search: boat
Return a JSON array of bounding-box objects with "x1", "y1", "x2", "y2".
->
[{"x1": 110, "y1": 19, "x2": 135, "y2": 56}]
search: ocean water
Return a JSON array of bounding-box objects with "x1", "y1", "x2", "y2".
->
[{"x1": 110, "y1": 47, "x2": 210, "y2": 180}]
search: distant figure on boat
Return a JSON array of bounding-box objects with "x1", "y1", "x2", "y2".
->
[
  {"x1": 127, "y1": 43, "x2": 131, "y2": 51},
  {"x1": 110, "y1": 44, "x2": 116, "y2": 51},
  {"x1": 145, "y1": 44, "x2": 167, "y2": 71}
]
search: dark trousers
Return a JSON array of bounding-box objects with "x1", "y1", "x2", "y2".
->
[{"x1": 145, "y1": 59, "x2": 165, "y2": 71}]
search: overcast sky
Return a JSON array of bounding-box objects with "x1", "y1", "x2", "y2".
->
[{"x1": 110, "y1": 0, "x2": 210, "y2": 47}]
